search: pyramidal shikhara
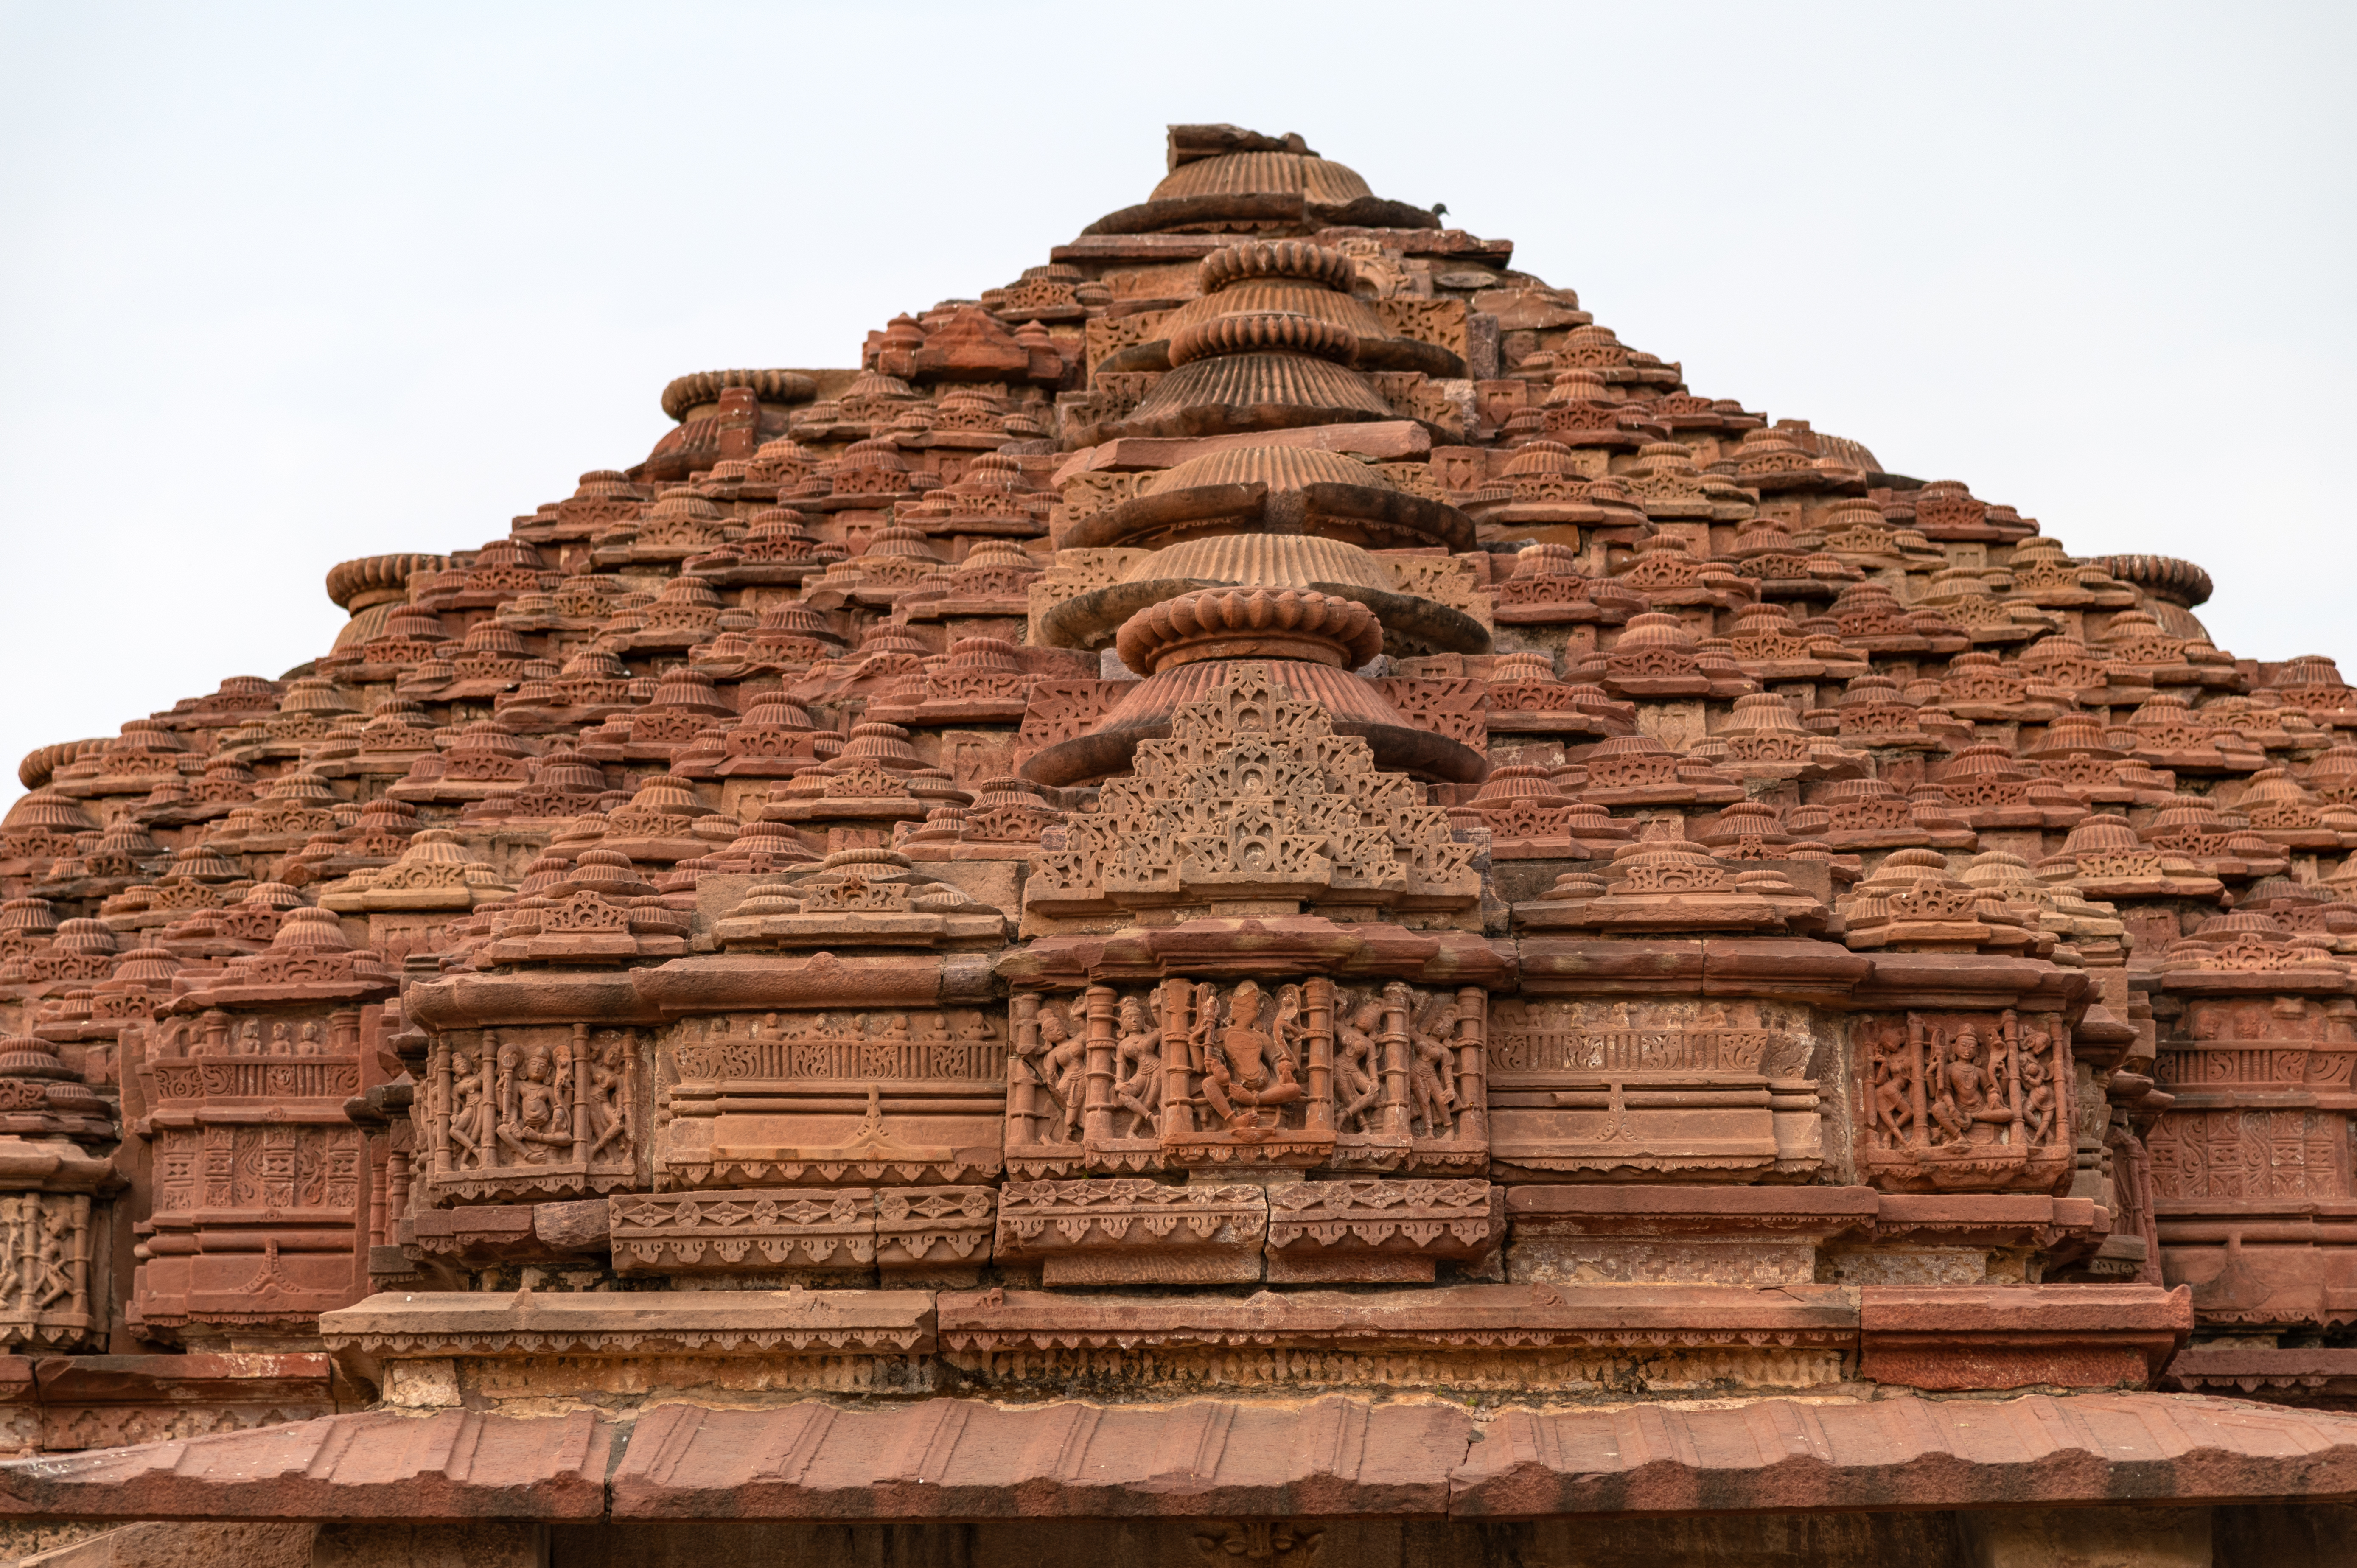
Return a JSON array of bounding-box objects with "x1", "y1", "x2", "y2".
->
[{"x1": 0, "y1": 122, "x2": 2349, "y2": 1557}]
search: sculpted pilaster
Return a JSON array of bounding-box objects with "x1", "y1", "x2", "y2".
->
[
  {"x1": 2144, "y1": 916, "x2": 2357, "y2": 1327},
  {"x1": 0, "y1": 1033, "x2": 118, "y2": 1352},
  {"x1": 132, "y1": 909, "x2": 396, "y2": 1341}
]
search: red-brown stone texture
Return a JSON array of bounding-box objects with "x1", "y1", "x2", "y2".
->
[
  {"x1": 0, "y1": 1408, "x2": 608, "y2": 1521},
  {"x1": 0, "y1": 120, "x2": 2346, "y2": 1540},
  {"x1": 1449, "y1": 1392, "x2": 2357, "y2": 1517},
  {"x1": 2, "y1": 1393, "x2": 2353, "y2": 1524}
]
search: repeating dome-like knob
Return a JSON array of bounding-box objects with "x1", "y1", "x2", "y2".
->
[
  {"x1": 325, "y1": 554, "x2": 447, "y2": 613},
  {"x1": 0, "y1": 1036, "x2": 73, "y2": 1082},
  {"x1": 1114, "y1": 587, "x2": 1383, "y2": 676},
  {"x1": 1198, "y1": 239, "x2": 1357, "y2": 296},
  {"x1": 1166, "y1": 310, "x2": 1359, "y2": 368},
  {"x1": 659, "y1": 369, "x2": 818, "y2": 421}
]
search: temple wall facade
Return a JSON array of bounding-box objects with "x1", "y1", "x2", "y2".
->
[{"x1": 1, "y1": 123, "x2": 2355, "y2": 1563}]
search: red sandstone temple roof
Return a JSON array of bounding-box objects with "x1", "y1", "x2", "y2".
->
[{"x1": 0, "y1": 122, "x2": 2349, "y2": 1552}]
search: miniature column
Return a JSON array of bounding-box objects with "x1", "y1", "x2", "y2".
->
[
  {"x1": 1907, "y1": 1014, "x2": 1929, "y2": 1149},
  {"x1": 1083, "y1": 986, "x2": 1117, "y2": 1144},
  {"x1": 1380, "y1": 982, "x2": 1413, "y2": 1138},
  {"x1": 1303, "y1": 978, "x2": 1335, "y2": 1133},
  {"x1": 1009, "y1": 993, "x2": 1040, "y2": 1142},
  {"x1": 429, "y1": 1036, "x2": 453, "y2": 1178},
  {"x1": 570, "y1": 1022, "x2": 592, "y2": 1160},
  {"x1": 68, "y1": 1194, "x2": 90, "y2": 1320},
  {"x1": 1453, "y1": 986, "x2": 1488, "y2": 1144},
  {"x1": 1160, "y1": 979, "x2": 1197, "y2": 1139}
]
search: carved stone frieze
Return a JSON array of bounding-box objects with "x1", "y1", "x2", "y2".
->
[
  {"x1": 656, "y1": 1007, "x2": 1006, "y2": 1188},
  {"x1": 995, "y1": 1179, "x2": 1266, "y2": 1285},
  {"x1": 1328, "y1": 982, "x2": 1488, "y2": 1174},
  {"x1": 1263, "y1": 1178, "x2": 1498, "y2": 1282},
  {"x1": 1008, "y1": 977, "x2": 1491, "y2": 1179},
  {"x1": 2147, "y1": 974, "x2": 2357, "y2": 1327},
  {"x1": 1487, "y1": 999, "x2": 1823, "y2": 1181},
  {"x1": 135, "y1": 1005, "x2": 378, "y2": 1335},
  {"x1": 608, "y1": 1185, "x2": 994, "y2": 1280},
  {"x1": 320, "y1": 1288, "x2": 937, "y2": 1357}
]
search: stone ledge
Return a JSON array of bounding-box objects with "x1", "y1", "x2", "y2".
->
[
  {"x1": 1503, "y1": 1187, "x2": 1881, "y2": 1289},
  {"x1": 937, "y1": 1283, "x2": 1859, "y2": 1351},
  {"x1": 1450, "y1": 1391, "x2": 2355, "y2": 1518},
  {"x1": 1858, "y1": 1284, "x2": 2192, "y2": 1391},
  {"x1": 308, "y1": 1282, "x2": 2197, "y2": 1394},
  {"x1": 1862, "y1": 1283, "x2": 2192, "y2": 1335},
  {"x1": 6, "y1": 1394, "x2": 2355, "y2": 1523},
  {"x1": 0, "y1": 1356, "x2": 336, "y2": 1457},
  {"x1": 2164, "y1": 1344, "x2": 2357, "y2": 1403},
  {"x1": 1869, "y1": 1192, "x2": 2106, "y2": 1245},
  {"x1": 317, "y1": 1289, "x2": 937, "y2": 1356},
  {"x1": 0, "y1": 1408, "x2": 608, "y2": 1522},
  {"x1": 32, "y1": 1354, "x2": 331, "y2": 1408},
  {"x1": 1506, "y1": 1185, "x2": 1882, "y2": 1230},
  {"x1": 611, "y1": 1394, "x2": 1472, "y2": 1520}
]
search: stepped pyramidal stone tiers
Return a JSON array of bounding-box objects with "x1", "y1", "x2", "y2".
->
[{"x1": 1, "y1": 124, "x2": 2354, "y2": 1566}]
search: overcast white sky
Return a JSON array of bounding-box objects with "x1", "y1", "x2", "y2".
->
[{"x1": 1, "y1": 3, "x2": 2350, "y2": 809}]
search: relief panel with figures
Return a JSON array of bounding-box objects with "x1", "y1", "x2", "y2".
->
[
  {"x1": 1856, "y1": 1010, "x2": 2074, "y2": 1193},
  {"x1": 0, "y1": 1195, "x2": 98, "y2": 1350},
  {"x1": 1006, "y1": 980, "x2": 1486, "y2": 1176},
  {"x1": 422, "y1": 1024, "x2": 641, "y2": 1204}
]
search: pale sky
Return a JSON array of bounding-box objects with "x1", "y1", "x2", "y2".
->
[{"x1": 1, "y1": 3, "x2": 2350, "y2": 808}]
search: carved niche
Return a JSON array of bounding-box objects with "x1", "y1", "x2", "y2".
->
[
  {"x1": 421, "y1": 1023, "x2": 641, "y2": 1204},
  {"x1": 1005, "y1": 980, "x2": 1488, "y2": 1176},
  {"x1": 0, "y1": 1194, "x2": 101, "y2": 1351},
  {"x1": 1855, "y1": 1010, "x2": 2074, "y2": 1192},
  {"x1": 1154, "y1": 977, "x2": 1334, "y2": 1171},
  {"x1": 1486, "y1": 1000, "x2": 1823, "y2": 1181}
]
